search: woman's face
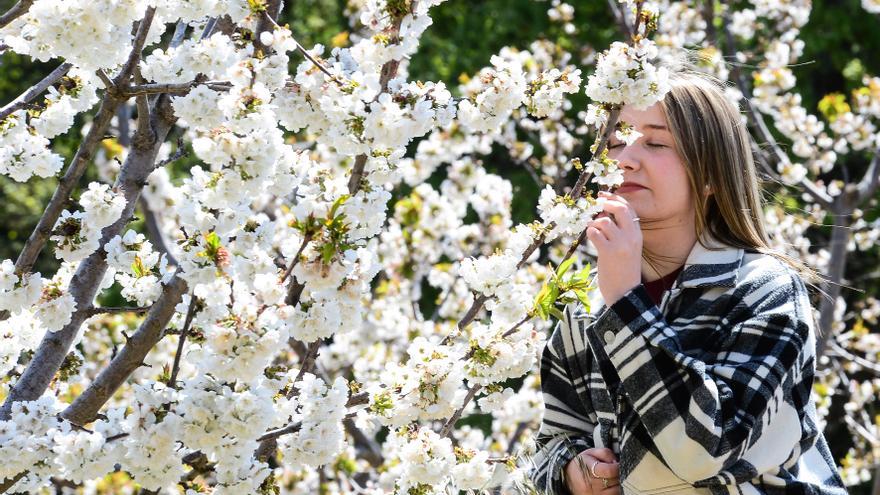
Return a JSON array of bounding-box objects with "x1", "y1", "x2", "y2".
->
[{"x1": 606, "y1": 103, "x2": 695, "y2": 229}]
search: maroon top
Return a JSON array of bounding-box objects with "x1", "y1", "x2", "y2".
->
[{"x1": 643, "y1": 265, "x2": 684, "y2": 307}]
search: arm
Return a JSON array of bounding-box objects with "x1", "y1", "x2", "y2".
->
[
  {"x1": 585, "y1": 265, "x2": 814, "y2": 484},
  {"x1": 530, "y1": 306, "x2": 599, "y2": 494}
]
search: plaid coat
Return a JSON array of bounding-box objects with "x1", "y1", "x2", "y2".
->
[{"x1": 530, "y1": 238, "x2": 847, "y2": 495}]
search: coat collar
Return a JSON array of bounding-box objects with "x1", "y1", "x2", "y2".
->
[{"x1": 677, "y1": 235, "x2": 745, "y2": 289}]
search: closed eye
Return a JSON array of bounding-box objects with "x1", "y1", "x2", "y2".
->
[
  {"x1": 608, "y1": 142, "x2": 624, "y2": 149},
  {"x1": 647, "y1": 142, "x2": 668, "y2": 148}
]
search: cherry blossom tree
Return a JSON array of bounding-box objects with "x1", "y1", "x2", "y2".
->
[{"x1": 0, "y1": 0, "x2": 877, "y2": 493}]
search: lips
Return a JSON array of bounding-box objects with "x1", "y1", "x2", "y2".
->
[{"x1": 616, "y1": 182, "x2": 647, "y2": 193}]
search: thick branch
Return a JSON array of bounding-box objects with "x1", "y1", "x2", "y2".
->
[
  {"x1": 0, "y1": 0, "x2": 35, "y2": 29},
  {"x1": 817, "y1": 201, "x2": 853, "y2": 359},
  {"x1": 0, "y1": 94, "x2": 123, "y2": 323},
  {"x1": 0, "y1": 96, "x2": 178, "y2": 420},
  {"x1": 63, "y1": 273, "x2": 188, "y2": 425},
  {"x1": 0, "y1": 62, "x2": 73, "y2": 122}
]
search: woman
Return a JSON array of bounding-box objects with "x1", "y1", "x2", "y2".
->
[{"x1": 529, "y1": 71, "x2": 847, "y2": 495}]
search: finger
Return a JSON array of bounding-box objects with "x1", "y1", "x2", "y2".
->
[
  {"x1": 586, "y1": 226, "x2": 609, "y2": 247},
  {"x1": 588, "y1": 448, "x2": 617, "y2": 462},
  {"x1": 601, "y1": 201, "x2": 638, "y2": 229},
  {"x1": 591, "y1": 460, "x2": 620, "y2": 479},
  {"x1": 599, "y1": 190, "x2": 629, "y2": 205},
  {"x1": 589, "y1": 217, "x2": 619, "y2": 235},
  {"x1": 569, "y1": 454, "x2": 595, "y2": 494}
]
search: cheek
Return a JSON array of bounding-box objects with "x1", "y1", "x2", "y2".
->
[{"x1": 656, "y1": 158, "x2": 694, "y2": 212}]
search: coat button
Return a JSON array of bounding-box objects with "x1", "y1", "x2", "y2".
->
[{"x1": 603, "y1": 331, "x2": 616, "y2": 345}]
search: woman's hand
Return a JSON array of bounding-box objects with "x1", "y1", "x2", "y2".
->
[
  {"x1": 564, "y1": 447, "x2": 621, "y2": 495},
  {"x1": 586, "y1": 192, "x2": 643, "y2": 306}
]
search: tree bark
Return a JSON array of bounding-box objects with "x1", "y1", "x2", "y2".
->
[
  {"x1": 0, "y1": 96, "x2": 177, "y2": 421},
  {"x1": 816, "y1": 197, "x2": 853, "y2": 359},
  {"x1": 62, "y1": 273, "x2": 187, "y2": 425}
]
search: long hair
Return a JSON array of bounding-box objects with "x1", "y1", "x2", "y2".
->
[{"x1": 652, "y1": 68, "x2": 819, "y2": 283}]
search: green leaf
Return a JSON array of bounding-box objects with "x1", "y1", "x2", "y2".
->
[
  {"x1": 533, "y1": 284, "x2": 551, "y2": 320},
  {"x1": 204, "y1": 231, "x2": 221, "y2": 251},
  {"x1": 321, "y1": 242, "x2": 335, "y2": 264},
  {"x1": 548, "y1": 307, "x2": 565, "y2": 321},
  {"x1": 329, "y1": 194, "x2": 350, "y2": 219},
  {"x1": 556, "y1": 257, "x2": 576, "y2": 278},
  {"x1": 573, "y1": 288, "x2": 591, "y2": 312}
]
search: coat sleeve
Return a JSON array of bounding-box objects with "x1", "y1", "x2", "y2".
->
[
  {"x1": 530, "y1": 306, "x2": 599, "y2": 495},
  {"x1": 585, "y1": 264, "x2": 815, "y2": 484}
]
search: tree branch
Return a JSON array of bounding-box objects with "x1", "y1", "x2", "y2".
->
[
  {"x1": 167, "y1": 291, "x2": 197, "y2": 388},
  {"x1": 0, "y1": 62, "x2": 73, "y2": 122},
  {"x1": 719, "y1": 6, "x2": 833, "y2": 209},
  {"x1": 125, "y1": 80, "x2": 232, "y2": 96},
  {"x1": 115, "y1": 6, "x2": 157, "y2": 86},
  {"x1": 280, "y1": 233, "x2": 312, "y2": 284},
  {"x1": 440, "y1": 384, "x2": 481, "y2": 437},
  {"x1": 857, "y1": 149, "x2": 880, "y2": 204},
  {"x1": 257, "y1": 392, "x2": 369, "y2": 443},
  {"x1": 1, "y1": 95, "x2": 179, "y2": 420},
  {"x1": 0, "y1": 0, "x2": 35, "y2": 30},
  {"x1": 83, "y1": 306, "x2": 152, "y2": 317},
  {"x1": 1, "y1": 94, "x2": 122, "y2": 322},
  {"x1": 346, "y1": 11, "x2": 408, "y2": 194},
  {"x1": 62, "y1": 273, "x2": 188, "y2": 425}
]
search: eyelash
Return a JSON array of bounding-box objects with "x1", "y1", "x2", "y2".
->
[{"x1": 608, "y1": 142, "x2": 667, "y2": 149}]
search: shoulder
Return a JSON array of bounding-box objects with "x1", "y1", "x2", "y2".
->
[{"x1": 736, "y1": 250, "x2": 809, "y2": 298}]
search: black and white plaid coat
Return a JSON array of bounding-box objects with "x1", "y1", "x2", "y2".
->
[{"x1": 530, "y1": 238, "x2": 847, "y2": 495}]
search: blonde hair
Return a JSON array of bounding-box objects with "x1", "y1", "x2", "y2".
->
[{"x1": 650, "y1": 68, "x2": 818, "y2": 283}]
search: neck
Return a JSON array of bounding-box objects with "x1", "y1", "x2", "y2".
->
[{"x1": 640, "y1": 217, "x2": 698, "y2": 282}]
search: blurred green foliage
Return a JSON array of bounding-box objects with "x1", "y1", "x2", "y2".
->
[{"x1": 0, "y1": 2, "x2": 878, "y2": 489}]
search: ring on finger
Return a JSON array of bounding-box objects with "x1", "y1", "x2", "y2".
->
[
  {"x1": 632, "y1": 216, "x2": 640, "y2": 223},
  {"x1": 602, "y1": 477, "x2": 610, "y2": 488},
  {"x1": 589, "y1": 460, "x2": 600, "y2": 479}
]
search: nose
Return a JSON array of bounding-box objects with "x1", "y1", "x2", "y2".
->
[{"x1": 611, "y1": 143, "x2": 641, "y2": 172}]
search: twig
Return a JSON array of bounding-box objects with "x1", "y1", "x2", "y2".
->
[
  {"x1": 280, "y1": 234, "x2": 313, "y2": 284},
  {"x1": 83, "y1": 306, "x2": 152, "y2": 317},
  {"x1": 263, "y1": 14, "x2": 346, "y2": 87},
  {"x1": 501, "y1": 314, "x2": 533, "y2": 339},
  {"x1": 257, "y1": 392, "x2": 368, "y2": 443},
  {"x1": 124, "y1": 80, "x2": 232, "y2": 96},
  {"x1": 116, "y1": 6, "x2": 157, "y2": 85},
  {"x1": 857, "y1": 149, "x2": 880, "y2": 203},
  {"x1": 0, "y1": 0, "x2": 35, "y2": 30},
  {"x1": 430, "y1": 275, "x2": 460, "y2": 321},
  {"x1": 440, "y1": 384, "x2": 482, "y2": 437},
  {"x1": 829, "y1": 341, "x2": 880, "y2": 375},
  {"x1": 167, "y1": 292, "x2": 197, "y2": 388},
  {"x1": 0, "y1": 62, "x2": 73, "y2": 122},
  {"x1": 96, "y1": 70, "x2": 115, "y2": 91},
  {"x1": 287, "y1": 341, "x2": 323, "y2": 398}
]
